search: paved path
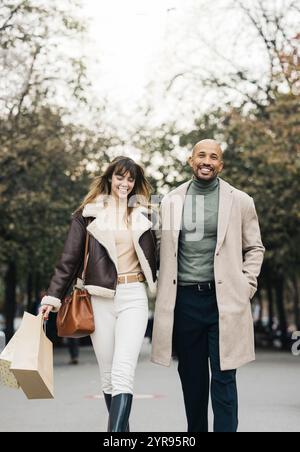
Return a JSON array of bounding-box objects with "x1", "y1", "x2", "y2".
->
[{"x1": 0, "y1": 341, "x2": 300, "y2": 432}]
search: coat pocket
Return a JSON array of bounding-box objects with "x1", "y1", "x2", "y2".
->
[{"x1": 241, "y1": 273, "x2": 252, "y2": 300}]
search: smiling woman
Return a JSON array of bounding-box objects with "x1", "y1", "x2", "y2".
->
[{"x1": 83, "y1": 0, "x2": 178, "y2": 105}]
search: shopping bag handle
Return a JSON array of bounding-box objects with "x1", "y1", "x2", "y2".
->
[{"x1": 37, "y1": 313, "x2": 47, "y2": 334}]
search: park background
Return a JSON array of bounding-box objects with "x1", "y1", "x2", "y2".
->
[{"x1": 0, "y1": 0, "x2": 299, "y2": 432}]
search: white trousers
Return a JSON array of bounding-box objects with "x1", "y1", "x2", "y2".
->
[{"x1": 90, "y1": 282, "x2": 148, "y2": 397}]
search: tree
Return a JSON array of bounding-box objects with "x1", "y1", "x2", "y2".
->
[
  {"x1": 160, "y1": 3, "x2": 300, "y2": 349},
  {"x1": 0, "y1": 0, "x2": 88, "y2": 118},
  {"x1": 0, "y1": 1, "x2": 112, "y2": 339},
  {"x1": 177, "y1": 86, "x2": 300, "y2": 348}
]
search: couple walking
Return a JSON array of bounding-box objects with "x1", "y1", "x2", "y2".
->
[{"x1": 40, "y1": 139, "x2": 265, "y2": 432}]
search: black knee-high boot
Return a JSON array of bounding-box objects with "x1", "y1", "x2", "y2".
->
[
  {"x1": 103, "y1": 392, "x2": 112, "y2": 432},
  {"x1": 108, "y1": 393, "x2": 133, "y2": 432},
  {"x1": 103, "y1": 392, "x2": 112, "y2": 411},
  {"x1": 104, "y1": 392, "x2": 130, "y2": 432}
]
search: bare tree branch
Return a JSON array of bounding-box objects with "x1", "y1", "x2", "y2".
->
[
  {"x1": 166, "y1": 73, "x2": 188, "y2": 91},
  {"x1": 257, "y1": 0, "x2": 293, "y2": 91},
  {"x1": 0, "y1": 0, "x2": 28, "y2": 33},
  {"x1": 9, "y1": 45, "x2": 41, "y2": 120},
  {"x1": 203, "y1": 74, "x2": 268, "y2": 112}
]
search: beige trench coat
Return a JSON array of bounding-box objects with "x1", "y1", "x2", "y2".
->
[{"x1": 151, "y1": 178, "x2": 265, "y2": 371}]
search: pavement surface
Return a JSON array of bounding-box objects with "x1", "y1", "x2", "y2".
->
[{"x1": 0, "y1": 341, "x2": 300, "y2": 432}]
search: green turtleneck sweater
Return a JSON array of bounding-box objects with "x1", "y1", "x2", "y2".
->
[{"x1": 178, "y1": 177, "x2": 220, "y2": 285}]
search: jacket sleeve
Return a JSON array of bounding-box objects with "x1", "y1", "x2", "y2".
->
[
  {"x1": 242, "y1": 197, "x2": 265, "y2": 299},
  {"x1": 41, "y1": 213, "x2": 86, "y2": 312}
]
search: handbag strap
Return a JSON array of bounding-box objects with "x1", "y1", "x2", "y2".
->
[{"x1": 82, "y1": 219, "x2": 91, "y2": 285}]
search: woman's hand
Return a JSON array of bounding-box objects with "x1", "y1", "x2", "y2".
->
[{"x1": 39, "y1": 304, "x2": 54, "y2": 321}]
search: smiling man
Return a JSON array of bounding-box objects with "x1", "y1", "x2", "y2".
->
[
  {"x1": 191, "y1": 139, "x2": 224, "y2": 179},
  {"x1": 151, "y1": 139, "x2": 265, "y2": 432}
]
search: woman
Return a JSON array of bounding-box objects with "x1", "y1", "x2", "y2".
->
[{"x1": 40, "y1": 156, "x2": 158, "y2": 432}]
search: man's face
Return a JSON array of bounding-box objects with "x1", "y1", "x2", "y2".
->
[{"x1": 188, "y1": 142, "x2": 224, "y2": 181}]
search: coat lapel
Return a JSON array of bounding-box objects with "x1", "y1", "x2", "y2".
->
[
  {"x1": 169, "y1": 178, "x2": 234, "y2": 252},
  {"x1": 87, "y1": 220, "x2": 119, "y2": 272},
  {"x1": 216, "y1": 178, "x2": 234, "y2": 253},
  {"x1": 131, "y1": 207, "x2": 157, "y2": 293},
  {"x1": 82, "y1": 196, "x2": 119, "y2": 272},
  {"x1": 82, "y1": 197, "x2": 154, "y2": 274},
  {"x1": 131, "y1": 207, "x2": 153, "y2": 243},
  {"x1": 170, "y1": 182, "x2": 191, "y2": 249}
]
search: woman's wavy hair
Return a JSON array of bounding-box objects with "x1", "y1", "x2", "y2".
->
[{"x1": 76, "y1": 156, "x2": 152, "y2": 216}]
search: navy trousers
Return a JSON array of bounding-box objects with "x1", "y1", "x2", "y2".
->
[{"x1": 173, "y1": 285, "x2": 238, "y2": 433}]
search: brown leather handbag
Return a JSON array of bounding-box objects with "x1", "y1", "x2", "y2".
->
[{"x1": 56, "y1": 224, "x2": 95, "y2": 338}]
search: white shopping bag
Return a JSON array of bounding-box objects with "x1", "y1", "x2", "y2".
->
[
  {"x1": 10, "y1": 313, "x2": 54, "y2": 399},
  {"x1": 0, "y1": 328, "x2": 21, "y2": 389}
]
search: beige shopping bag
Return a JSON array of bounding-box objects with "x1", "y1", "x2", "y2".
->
[
  {"x1": 0, "y1": 329, "x2": 22, "y2": 389},
  {"x1": 10, "y1": 312, "x2": 54, "y2": 399}
]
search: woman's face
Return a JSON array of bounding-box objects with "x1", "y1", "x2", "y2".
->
[{"x1": 111, "y1": 171, "x2": 136, "y2": 200}]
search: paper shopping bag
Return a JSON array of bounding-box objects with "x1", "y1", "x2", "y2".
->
[
  {"x1": 0, "y1": 329, "x2": 22, "y2": 389},
  {"x1": 10, "y1": 312, "x2": 54, "y2": 399}
]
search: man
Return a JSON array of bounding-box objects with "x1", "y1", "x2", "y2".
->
[{"x1": 151, "y1": 139, "x2": 265, "y2": 432}]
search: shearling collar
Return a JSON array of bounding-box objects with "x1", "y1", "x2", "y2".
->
[
  {"x1": 82, "y1": 195, "x2": 153, "y2": 232},
  {"x1": 81, "y1": 195, "x2": 156, "y2": 293}
]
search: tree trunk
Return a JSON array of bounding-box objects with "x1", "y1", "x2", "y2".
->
[
  {"x1": 4, "y1": 261, "x2": 17, "y2": 341},
  {"x1": 292, "y1": 275, "x2": 300, "y2": 331},
  {"x1": 27, "y1": 272, "x2": 33, "y2": 313},
  {"x1": 274, "y1": 275, "x2": 288, "y2": 350},
  {"x1": 31, "y1": 271, "x2": 44, "y2": 315},
  {"x1": 34, "y1": 270, "x2": 42, "y2": 303},
  {"x1": 266, "y1": 278, "x2": 274, "y2": 333}
]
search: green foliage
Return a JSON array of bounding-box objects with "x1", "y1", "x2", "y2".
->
[
  {"x1": 0, "y1": 106, "x2": 95, "y2": 283},
  {"x1": 0, "y1": 0, "x2": 112, "y2": 313}
]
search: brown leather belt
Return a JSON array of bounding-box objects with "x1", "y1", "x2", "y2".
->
[{"x1": 117, "y1": 272, "x2": 146, "y2": 285}]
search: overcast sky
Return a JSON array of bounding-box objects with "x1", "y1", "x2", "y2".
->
[{"x1": 79, "y1": 0, "x2": 299, "y2": 133}]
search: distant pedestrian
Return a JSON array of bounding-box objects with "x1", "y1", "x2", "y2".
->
[{"x1": 67, "y1": 338, "x2": 80, "y2": 365}]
